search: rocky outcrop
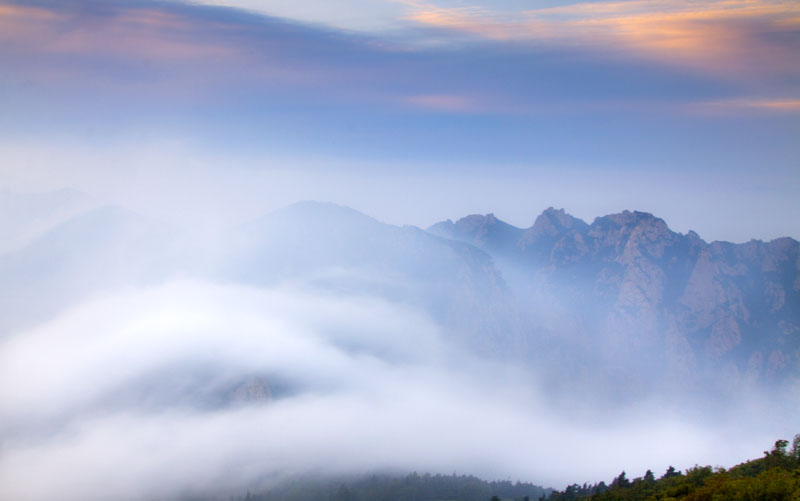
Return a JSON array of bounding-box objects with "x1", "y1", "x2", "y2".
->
[
  {"x1": 231, "y1": 376, "x2": 272, "y2": 405},
  {"x1": 429, "y1": 213, "x2": 523, "y2": 257},
  {"x1": 429, "y1": 208, "x2": 800, "y2": 385}
]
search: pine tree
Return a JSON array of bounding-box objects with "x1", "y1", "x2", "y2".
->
[
  {"x1": 662, "y1": 466, "x2": 680, "y2": 479},
  {"x1": 791, "y1": 433, "x2": 800, "y2": 462},
  {"x1": 611, "y1": 471, "x2": 630, "y2": 488}
]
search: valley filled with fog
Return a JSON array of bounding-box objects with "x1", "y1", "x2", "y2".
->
[{"x1": 1, "y1": 191, "x2": 797, "y2": 500}]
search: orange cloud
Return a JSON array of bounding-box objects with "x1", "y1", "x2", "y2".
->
[
  {"x1": 0, "y1": 4, "x2": 65, "y2": 41},
  {"x1": 545, "y1": 0, "x2": 800, "y2": 70},
  {"x1": 700, "y1": 98, "x2": 800, "y2": 112},
  {"x1": 400, "y1": 0, "x2": 800, "y2": 74},
  {"x1": 402, "y1": 2, "x2": 518, "y2": 40}
]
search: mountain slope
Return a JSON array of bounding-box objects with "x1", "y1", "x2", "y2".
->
[
  {"x1": 0, "y1": 205, "x2": 176, "y2": 335},
  {"x1": 429, "y1": 208, "x2": 800, "y2": 387},
  {"x1": 223, "y1": 201, "x2": 525, "y2": 355}
]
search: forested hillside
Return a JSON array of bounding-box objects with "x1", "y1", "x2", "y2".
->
[
  {"x1": 547, "y1": 434, "x2": 800, "y2": 501},
  {"x1": 236, "y1": 473, "x2": 549, "y2": 501},
  {"x1": 231, "y1": 435, "x2": 800, "y2": 501}
]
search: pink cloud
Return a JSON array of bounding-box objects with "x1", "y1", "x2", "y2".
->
[{"x1": 405, "y1": 94, "x2": 478, "y2": 112}]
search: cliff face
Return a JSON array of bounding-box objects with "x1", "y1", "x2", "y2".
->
[{"x1": 430, "y1": 209, "x2": 800, "y2": 385}]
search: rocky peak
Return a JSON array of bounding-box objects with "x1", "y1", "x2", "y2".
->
[
  {"x1": 428, "y1": 213, "x2": 523, "y2": 253},
  {"x1": 456, "y1": 213, "x2": 499, "y2": 232},
  {"x1": 591, "y1": 210, "x2": 670, "y2": 235},
  {"x1": 428, "y1": 205, "x2": 800, "y2": 385},
  {"x1": 686, "y1": 230, "x2": 703, "y2": 242},
  {"x1": 588, "y1": 210, "x2": 678, "y2": 259},
  {"x1": 528, "y1": 207, "x2": 587, "y2": 238},
  {"x1": 515, "y1": 208, "x2": 589, "y2": 262},
  {"x1": 428, "y1": 219, "x2": 455, "y2": 232},
  {"x1": 231, "y1": 376, "x2": 272, "y2": 405}
]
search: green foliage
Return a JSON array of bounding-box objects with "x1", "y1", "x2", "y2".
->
[
  {"x1": 545, "y1": 434, "x2": 800, "y2": 501},
  {"x1": 661, "y1": 467, "x2": 680, "y2": 480},
  {"x1": 792, "y1": 434, "x2": 800, "y2": 461},
  {"x1": 225, "y1": 435, "x2": 800, "y2": 501},
  {"x1": 235, "y1": 472, "x2": 549, "y2": 501}
]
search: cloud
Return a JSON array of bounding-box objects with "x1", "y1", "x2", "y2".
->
[
  {"x1": 401, "y1": 1, "x2": 517, "y2": 40},
  {"x1": 3, "y1": 0, "x2": 796, "y2": 117},
  {"x1": 0, "y1": 0, "x2": 381, "y2": 104},
  {"x1": 0, "y1": 2, "x2": 234, "y2": 60},
  {"x1": 193, "y1": 0, "x2": 407, "y2": 33},
  {"x1": 0, "y1": 279, "x2": 791, "y2": 499},
  {"x1": 401, "y1": 0, "x2": 800, "y2": 75},
  {"x1": 698, "y1": 97, "x2": 800, "y2": 113},
  {"x1": 405, "y1": 93, "x2": 479, "y2": 112}
]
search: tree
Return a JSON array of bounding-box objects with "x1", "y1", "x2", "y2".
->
[
  {"x1": 791, "y1": 434, "x2": 800, "y2": 461},
  {"x1": 644, "y1": 469, "x2": 655, "y2": 483},
  {"x1": 662, "y1": 466, "x2": 680, "y2": 479},
  {"x1": 764, "y1": 439, "x2": 792, "y2": 469},
  {"x1": 770, "y1": 439, "x2": 789, "y2": 456},
  {"x1": 335, "y1": 484, "x2": 359, "y2": 501},
  {"x1": 611, "y1": 471, "x2": 630, "y2": 488}
]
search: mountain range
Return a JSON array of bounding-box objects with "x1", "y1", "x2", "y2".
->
[
  {"x1": 429, "y1": 208, "x2": 800, "y2": 393},
  {"x1": 2, "y1": 193, "x2": 797, "y2": 401}
]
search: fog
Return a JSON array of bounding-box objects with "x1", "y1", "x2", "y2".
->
[
  {"x1": 0, "y1": 279, "x2": 773, "y2": 500},
  {"x1": 0, "y1": 189, "x2": 796, "y2": 500},
  {"x1": 2, "y1": 139, "x2": 797, "y2": 244}
]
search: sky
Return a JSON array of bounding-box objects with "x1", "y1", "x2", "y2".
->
[{"x1": 0, "y1": 0, "x2": 798, "y2": 239}]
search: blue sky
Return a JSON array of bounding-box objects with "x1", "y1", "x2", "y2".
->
[{"x1": 1, "y1": 0, "x2": 798, "y2": 240}]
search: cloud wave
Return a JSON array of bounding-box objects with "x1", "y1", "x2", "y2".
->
[{"x1": 0, "y1": 279, "x2": 787, "y2": 499}]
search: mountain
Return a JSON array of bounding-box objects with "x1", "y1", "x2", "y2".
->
[
  {"x1": 222, "y1": 201, "x2": 525, "y2": 355},
  {"x1": 233, "y1": 472, "x2": 550, "y2": 501},
  {"x1": 0, "y1": 204, "x2": 177, "y2": 335},
  {"x1": 429, "y1": 208, "x2": 800, "y2": 390},
  {"x1": 5, "y1": 196, "x2": 795, "y2": 397},
  {"x1": 0, "y1": 189, "x2": 96, "y2": 254},
  {"x1": 429, "y1": 213, "x2": 524, "y2": 258}
]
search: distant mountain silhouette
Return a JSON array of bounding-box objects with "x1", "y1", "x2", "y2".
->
[
  {"x1": 5, "y1": 195, "x2": 796, "y2": 399},
  {"x1": 224, "y1": 201, "x2": 523, "y2": 355},
  {"x1": 0, "y1": 205, "x2": 176, "y2": 335},
  {"x1": 430, "y1": 208, "x2": 800, "y2": 391}
]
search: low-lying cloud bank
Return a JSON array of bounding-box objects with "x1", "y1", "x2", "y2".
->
[{"x1": 0, "y1": 280, "x2": 787, "y2": 500}]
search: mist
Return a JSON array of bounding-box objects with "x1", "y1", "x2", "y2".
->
[
  {"x1": 1, "y1": 189, "x2": 796, "y2": 500},
  {"x1": 0, "y1": 281, "x2": 775, "y2": 500}
]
